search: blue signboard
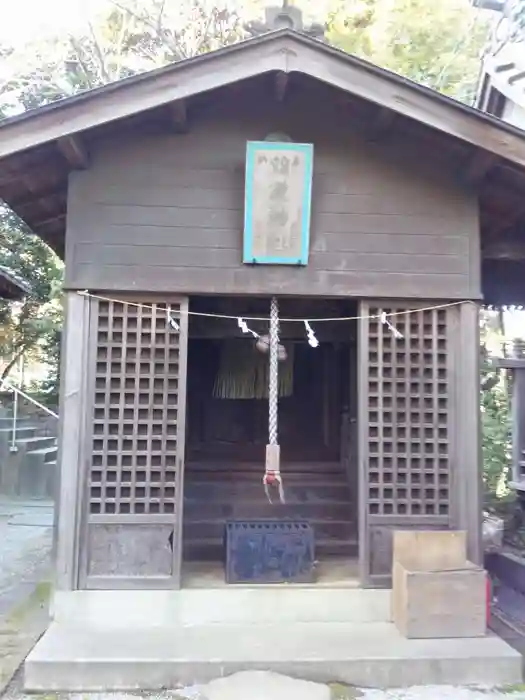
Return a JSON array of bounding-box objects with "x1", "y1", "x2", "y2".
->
[{"x1": 243, "y1": 141, "x2": 314, "y2": 266}]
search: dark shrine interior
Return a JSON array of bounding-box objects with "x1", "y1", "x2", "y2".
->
[{"x1": 185, "y1": 296, "x2": 358, "y2": 465}]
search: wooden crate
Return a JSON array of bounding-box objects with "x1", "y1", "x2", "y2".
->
[{"x1": 392, "y1": 530, "x2": 487, "y2": 639}]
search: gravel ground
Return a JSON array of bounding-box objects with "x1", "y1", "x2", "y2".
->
[
  {"x1": 5, "y1": 678, "x2": 525, "y2": 700},
  {"x1": 358, "y1": 688, "x2": 525, "y2": 699}
]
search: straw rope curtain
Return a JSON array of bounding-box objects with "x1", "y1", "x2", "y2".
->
[{"x1": 213, "y1": 341, "x2": 294, "y2": 399}]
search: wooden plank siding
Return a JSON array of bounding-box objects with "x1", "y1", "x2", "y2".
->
[{"x1": 64, "y1": 91, "x2": 480, "y2": 300}]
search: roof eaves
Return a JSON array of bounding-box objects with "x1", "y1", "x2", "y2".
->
[
  {"x1": 0, "y1": 29, "x2": 525, "y2": 164},
  {"x1": 0, "y1": 264, "x2": 32, "y2": 298}
]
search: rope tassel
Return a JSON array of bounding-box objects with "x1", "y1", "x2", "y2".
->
[
  {"x1": 166, "y1": 304, "x2": 180, "y2": 331},
  {"x1": 304, "y1": 320, "x2": 319, "y2": 348},
  {"x1": 264, "y1": 296, "x2": 285, "y2": 504},
  {"x1": 380, "y1": 311, "x2": 403, "y2": 339}
]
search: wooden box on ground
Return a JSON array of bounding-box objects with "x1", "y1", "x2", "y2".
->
[{"x1": 392, "y1": 530, "x2": 487, "y2": 639}]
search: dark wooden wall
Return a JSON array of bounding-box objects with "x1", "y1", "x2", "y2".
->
[{"x1": 64, "y1": 83, "x2": 480, "y2": 300}]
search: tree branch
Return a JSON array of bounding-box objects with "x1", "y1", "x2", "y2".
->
[
  {"x1": 109, "y1": 0, "x2": 184, "y2": 60},
  {"x1": 87, "y1": 20, "x2": 112, "y2": 83},
  {"x1": 68, "y1": 36, "x2": 97, "y2": 89},
  {"x1": 1, "y1": 343, "x2": 30, "y2": 383}
]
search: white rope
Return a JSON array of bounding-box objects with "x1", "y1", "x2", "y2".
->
[
  {"x1": 264, "y1": 296, "x2": 285, "y2": 504},
  {"x1": 268, "y1": 297, "x2": 279, "y2": 447},
  {"x1": 77, "y1": 290, "x2": 471, "y2": 324}
]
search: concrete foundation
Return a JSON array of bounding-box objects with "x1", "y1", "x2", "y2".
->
[
  {"x1": 25, "y1": 588, "x2": 522, "y2": 691},
  {"x1": 25, "y1": 620, "x2": 522, "y2": 691}
]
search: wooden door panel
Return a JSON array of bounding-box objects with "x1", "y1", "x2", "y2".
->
[
  {"x1": 79, "y1": 295, "x2": 189, "y2": 589},
  {"x1": 359, "y1": 300, "x2": 457, "y2": 586}
]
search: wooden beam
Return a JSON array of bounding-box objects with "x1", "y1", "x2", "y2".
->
[
  {"x1": 274, "y1": 71, "x2": 289, "y2": 102},
  {"x1": 491, "y1": 202, "x2": 525, "y2": 237},
  {"x1": 168, "y1": 100, "x2": 188, "y2": 133},
  {"x1": 366, "y1": 107, "x2": 396, "y2": 142},
  {"x1": 32, "y1": 212, "x2": 66, "y2": 229},
  {"x1": 483, "y1": 239, "x2": 525, "y2": 260},
  {"x1": 57, "y1": 135, "x2": 89, "y2": 169},
  {"x1": 9, "y1": 182, "x2": 68, "y2": 209},
  {"x1": 461, "y1": 149, "x2": 498, "y2": 187}
]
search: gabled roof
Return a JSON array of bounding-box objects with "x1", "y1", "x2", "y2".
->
[
  {"x1": 1, "y1": 28, "x2": 525, "y2": 257},
  {"x1": 0, "y1": 264, "x2": 30, "y2": 300},
  {"x1": 2, "y1": 29, "x2": 525, "y2": 162}
]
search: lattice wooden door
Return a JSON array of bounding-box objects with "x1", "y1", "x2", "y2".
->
[
  {"x1": 358, "y1": 301, "x2": 458, "y2": 586},
  {"x1": 79, "y1": 295, "x2": 189, "y2": 589}
]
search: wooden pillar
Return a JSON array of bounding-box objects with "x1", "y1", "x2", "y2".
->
[
  {"x1": 495, "y1": 353, "x2": 525, "y2": 491},
  {"x1": 54, "y1": 291, "x2": 91, "y2": 590},
  {"x1": 511, "y1": 370, "x2": 525, "y2": 486},
  {"x1": 454, "y1": 301, "x2": 482, "y2": 565}
]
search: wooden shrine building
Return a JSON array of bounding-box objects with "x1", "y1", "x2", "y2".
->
[{"x1": 2, "y1": 25, "x2": 525, "y2": 690}]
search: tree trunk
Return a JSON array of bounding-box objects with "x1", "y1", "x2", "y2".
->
[{"x1": 1, "y1": 346, "x2": 26, "y2": 384}]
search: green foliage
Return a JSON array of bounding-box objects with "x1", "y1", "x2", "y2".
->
[
  {"x1": 481, "y1": 351, "x2": 511, "y2": 497},
  {"x1": 0, "y1": 0, "x2": 256, "y2": 400},
  {"x1": 512, "y1": 0, "x2": 525, "y2": 36},
  {"x1": 0, "y1": 0, "x2": 507, "y2": 439},
  {"x1": 326, "y1": 0, "x2": 377, "y2": 57},
  {"x1": 327, "y1": 0, "x2": 490, "y2": 103},
  {"x1": 0, "y1": 0, "x2": 253, "y2": 111},
  {"x1": 0, "y1": 210, "x2": 63, "y2": 395}
]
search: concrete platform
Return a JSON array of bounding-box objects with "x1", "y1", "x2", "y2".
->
[
  {"x1": 25, "y1": 620, "x2": 522, "y2": 691},
  {"x1": 50, "y1": 587, "x2": 390, "y2": 627}
]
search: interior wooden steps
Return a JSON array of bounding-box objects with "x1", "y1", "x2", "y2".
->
[{"x1": 183, "y1": 461, "x2": 357, "y2": 561}]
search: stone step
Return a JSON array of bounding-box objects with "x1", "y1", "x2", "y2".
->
[
  {"x1": 0, "y1": 425, "x2": 38, "y2": 440},
  {"x1": 183, "y1": 536, "x2": 358, "y2": 561},
  {"x1": 183, "y1": 499, "x2": 354, "y2": 520},
  {"x1": 185, "y1": 481, "x2": 351, "y2": 501},
  {"x1": 186, "y1": 470, "x2": 348, "y2": 484},
  {"x1": 17, "y1": 435, "x2": 57, "y2": 452},
  {"x1": 184, "y1": 518, "x2": 355, "y2": 541},
  {"x1": 0, "y1": 417, "x2": 36, "y2": 428},
  {"x1": 24, "y1": 619, "x2": 522, "y2": 692},
  {"x1": 187, "y1": 461, "x2": 345, "y2": 475},
  {"x1": 25, "y1": 446, "x2": 57, "y2": 464}
]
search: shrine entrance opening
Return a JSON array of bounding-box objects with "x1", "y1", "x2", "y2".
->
[{"x1": 181, "y1": 295, "x2": 359, "y2": 586}]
